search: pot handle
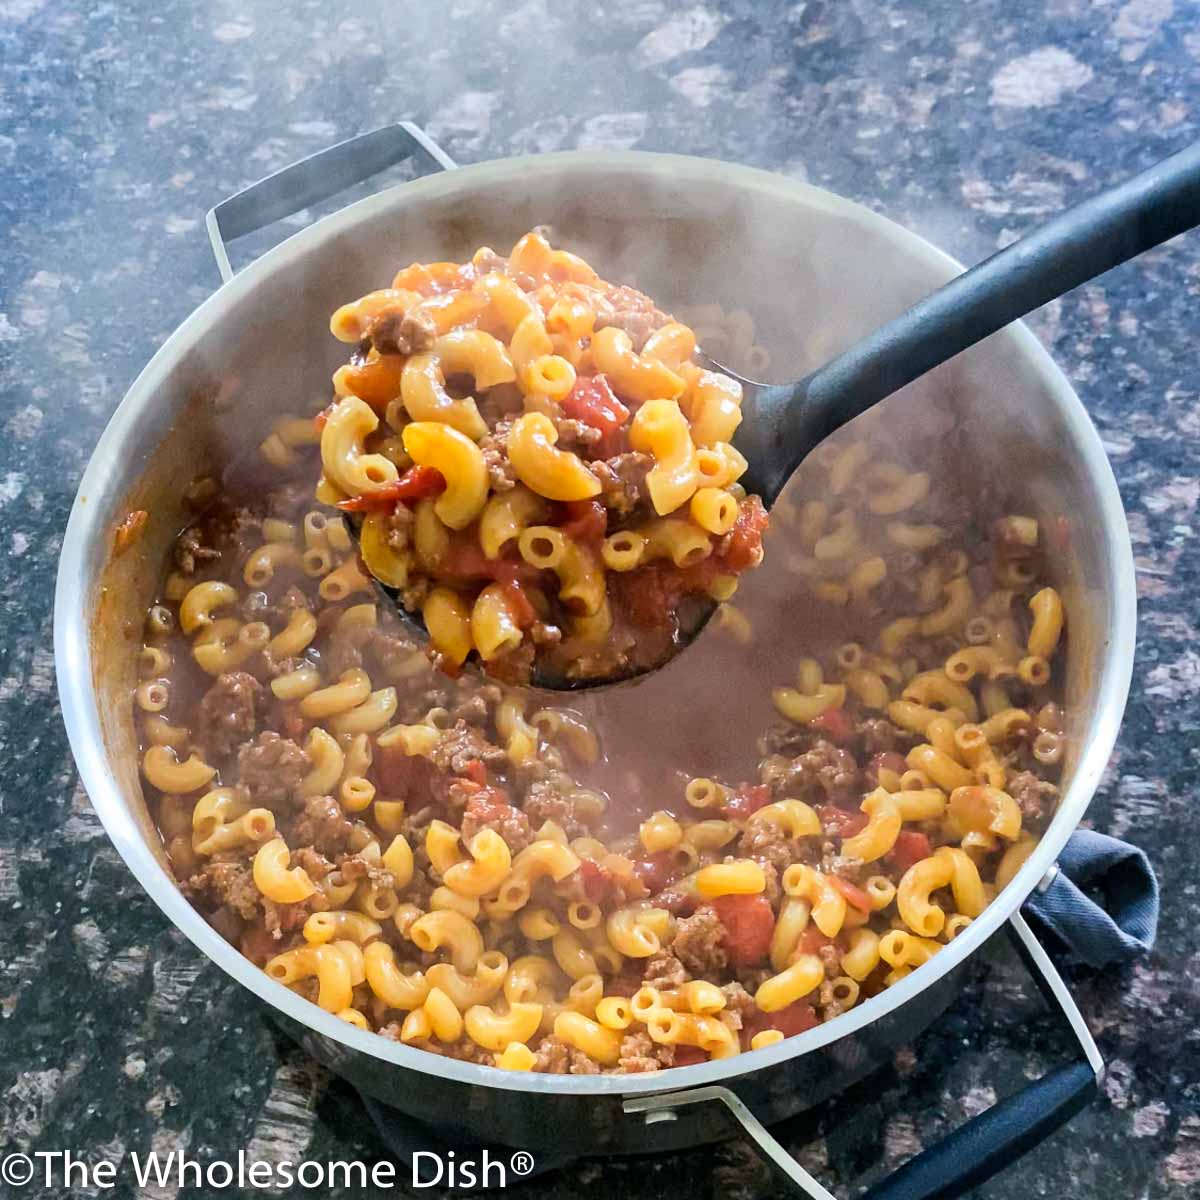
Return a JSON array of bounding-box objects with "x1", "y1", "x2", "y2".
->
[
  {"x1": 205, "y1": 122, "x2": 458, "y2": 283},
  {"x1": 624, "y1": 912, "x2": 1102, "y2": 1200}
]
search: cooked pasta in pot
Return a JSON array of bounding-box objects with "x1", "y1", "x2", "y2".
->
[{"x1": 132, "y1": 232, "x2": 1067, "y2": 1073}]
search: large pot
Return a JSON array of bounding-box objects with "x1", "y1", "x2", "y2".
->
[{"x1": 55, "y1": 125, "x2": 1135, "y2": 1197}]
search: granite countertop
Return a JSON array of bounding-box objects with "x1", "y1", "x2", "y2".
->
[{"x1": 2, "y1": 0, "x2": 1198, "y2": 1196}]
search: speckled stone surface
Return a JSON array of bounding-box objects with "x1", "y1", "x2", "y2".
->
[{"x1": 2, "y1": 0, "x2": 1199, "y2": 1196}]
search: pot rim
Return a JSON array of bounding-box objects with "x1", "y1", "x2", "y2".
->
[{"x1": 54, "y1": 148, "x2": 1137, "y2": 1097}]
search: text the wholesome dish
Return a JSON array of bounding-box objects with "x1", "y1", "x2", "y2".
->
[{"x1": 134, "y1": 232, "x2": 1067, "y2": 1074}]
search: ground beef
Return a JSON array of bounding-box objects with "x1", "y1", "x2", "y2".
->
[
  {"x1": 174, "y1": 505, "x2": 260, "y2": 575},
  {"x1": 285, "y1": 795, "x2": 353, "y2": 858},
  {"x1": 292, "y1": 847, "x2": 333, "y2": 881},
  {"x1": 460, "y1": 793, "x2": 534, "y2": 855},
  {"x1": 1007, "y1": 770, "x2": 1059, "y2": 833},
  {"x1": 236, "y1": 732, "x2": 309, "y2": 809},
  {"x1": 408, "y1": 1036, "x2": 492, "y2": 1065},
  {"x1": 241, "y1": 584, "x2": 309, "y2": 625},
  {"x1": 479, "y1": 419, "x2": 516, "y2": 492},
  {"x1": 197, "y1": 671, "x2": 264, "y2": 760},
  {"x1": 174, "y1": 526, "x2": 221, "y2": 576},
  {"x1": 757, "y1": 721, "x2": 817, "y2": 760},
  {"x1": 532, "y1": 1035, "x2": 601, "y2": 1075},
  {"x1": 338, "y1": 854, "x2": 395, "y2": 890},
  {"x1": 860, "y1": 718, "x2": 910, "y2": 757},
  {"x1": 447, "y1": 687, "x2": 502, "y2": 727},
  {"x1": 431, "y1": 721, "x2": 508, "y2": 775},
  {"x1": 591, "y1": 452, "x2": 652, "y2": 515},
  {"x1": 822, "y1": 850, "x2": 867, "y2": 883},
  {"x1": 760, "y1": 739, "x2": 860, "y2": 806},
  {"x1": 183, "y1": 859, "x2": 259, "y2": 921},
  {"x1": 554, "y1": 416, "x2": 602, "y2": 455},
  {"x1": 368, "y1": 306, "x2": 437, "y2": 357},
  {"x1": 720, "y1": 982, "x2": 757, "y2": 1030},
  {"x1": 642, "y1": 951, "x2": 689, "y2": 990},
  {"x1": 739, "y1": 820, "x2": 804, "y2": 875},
  {"x1": 672, "y1": 906, "x2": 728, "y2": 977},
  {"x1": 521, "y1": 777, "x2": 593, "y2": 840},
  {"x1": 594, "y1": 284, "x2": 669, "y2": 351},
  {"x1": 617, "y1": 1030, "x2": 675, "y2": 1073}
]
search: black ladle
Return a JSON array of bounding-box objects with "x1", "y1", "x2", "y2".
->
[{"x1": 368, "y1": 141, "x2": 1200, "y2": 690}]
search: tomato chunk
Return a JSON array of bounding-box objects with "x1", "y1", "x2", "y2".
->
[
  {"x1": 723, "y1": 784, "x2": 771, "y2": 821},
  {"x1": 816, "y1": 805, "x2": 870, "y2": 838},
  {"x1": 808, "y1": 706, "x2": 855, "y2": 744},
  {"x1": 748, "y1": 1003, "x2": 825, "y2": 1041},
  {"x1": 559, "y1": 499, "x2": 608, "y2": 546},
  {"x1": 890, "y1": 830, "x2": 933, "y2": 874},
  {"x1": 336, "y1": 466, "x2": 446, "y2": 512},
  {"x1": 611, "y1": 564, "x2": 682, "y2": 630},
  {"x1": 829, "y1": 876, "x2": 873, "y2": 914},
  {"x1": 463, "y1": 759, "x2": 488, "y2": 786},
  {"x1": 672, "y1": 1045, "x2": 709, "y2": 1067},
  {"x1": 375, "y1": 742, "x2": 439, "y2": 797},
  {"x1": 578, "y1": 859, "x2": 614, "y2": 903},
  {"x1": 560, "y1": 374, "x2": 629, "y2": 456},
  {"x1": 718, "y1": 496, "x2": 769, "y2": 572},
  {"x1": 462, "y1": 787, "x2": 517, "y2": 827},
  {"x1": 712, "y1": 894, "x2": 775, "y2": 968}
]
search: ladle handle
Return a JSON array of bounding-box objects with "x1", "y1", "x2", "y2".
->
[{"x1": 805, "y1": 139, "x2": 1200, "y2": 425}]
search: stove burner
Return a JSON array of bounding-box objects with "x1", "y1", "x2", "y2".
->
[{"x1": 359, "y1": 1092, "x2": 578, "y2": 1189}]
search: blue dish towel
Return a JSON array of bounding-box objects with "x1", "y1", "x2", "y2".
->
[{"x1": 1023, "y1": 829, "x2": 1159, "y2": 968}]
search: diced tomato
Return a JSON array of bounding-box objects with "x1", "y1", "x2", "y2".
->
[
  {"x1": 808, "y1": 706, "x2": 855, "y2": 744},
  {"x1": 560, "y1": 374, "x2": 630, "y2": 457},
  {"x1": 718, "y1": 496, "x2": 769, "y2": 573},
  {"x1": 462, "y1": 787, "x2": 517, "y2": 827},
  {"x1": 890, "y1": 830, "x2": 933, "y2": 875},
  {"x1": 672, "y1": 1045, "x2": 709, "y2": 1067},
  {"x1": 631, "y1": 851, "x2": 677, "y2": 895},
  {"x1": 712, "y1": 894, "x2": 775, "y2": 968},
  {"x1": 611, "y1": 563, "x2": 682, "y2": 630},
  {"x1": 578, "y1": 859, "x2": 615, "y2": 903},
  {"x1": 816, "y1": 806, "x2": 870, "y2": 838},
  {"x1": 463, "y1": 759, "x2": 488, "y2": 786},
  {"x1": 335, "y1": 466, "x2": 446, "y2": 512},
  {"x1": 829, "y1": 876, "x2": 873, "y2": 914},
  {"x1": 559, "y1": 499, "x2": 608, "y2": 546},
  {"x1": 375, "y1": 741, "x2": 440, "y2": 797},
  {"x1": 755, "y1": 1001, "x2": 820, "y2": 1039},
  {"x1": 723, "y1": 784, "x2": 771, "y2": 821}
]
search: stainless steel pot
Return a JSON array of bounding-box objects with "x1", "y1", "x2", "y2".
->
[{"x1": 55, "y1": 124, "x2": 1136, "y2": 1199}]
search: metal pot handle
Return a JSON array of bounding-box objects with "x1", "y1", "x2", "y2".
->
[
  {"x1": 205, "y1": 122, "x2": 458, "y2": 283},
  {"x1": 624, "y1": 912, "x2": 1102, "y2": 1200}
]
